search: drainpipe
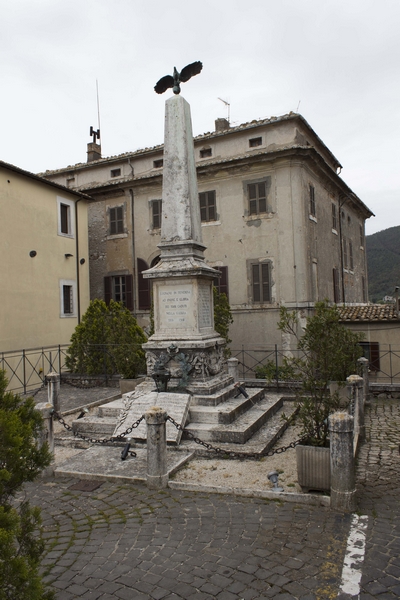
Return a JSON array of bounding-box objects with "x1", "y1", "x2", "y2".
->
[
  {"x1": 75, "y1": 198, "x2": 82, "y2": 323},
  {"x1": 129, "y1": 189, "x2": 137, "y2": 316},
  {"x1": 338, "y1": 194, "x2": 347, "y2": 305}
]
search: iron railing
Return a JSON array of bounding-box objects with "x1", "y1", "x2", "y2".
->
[{"x1": 3, "y1": 342, "x2": 400, "y2": 395}]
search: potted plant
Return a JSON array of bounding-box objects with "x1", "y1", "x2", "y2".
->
[{"x1": 277, "y1": 301, "x2": 364, "y2": 492}]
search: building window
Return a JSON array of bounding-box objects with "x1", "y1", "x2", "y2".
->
[
  {"x1": 332, "y1": 203, "x2": 337, "y2": 230},
  {"x1": 60, "y1": 279, "x2": 76, "y2": 317},
  {"x1": 251, "y1": 262, "x2": 271, "y2": 303},
  {"x1": 199, "y1": 191, "x2": 216, "y2": 222},
  {"x1": 349, "y1": 240, "x2": 354, "y2": 270},
  {"x1": 333, "y1": 268, "x2": 340, "y2": 303},
  {"x1": 57, "y1": 197, "x2": 75, "y2": 238},
  {"x1": 309, "y1": 185, "x2": 316, "y2": 217},
  {"x1": 104, "y1": 275, "x2": 133, "y2": 310},
  {"x1": 249, "y1": 137, "x2": 262, "y2": 147},
  {"x1": 63, "y1": 286, "x2": 73, "y2": 314},
  {"x1": 153, "y1": 159, "x2": 163, "y2": 169},
  {"x1": 248, "y1": 182, "x2": 268, "y2": 216},
  {"x1": 359, "y1": 342, "x2": 380, "y2": 372},
  {"x1": 213, "y1": 266, "x2": 229, "y2": 298},
  {"x1": 110, "y1": 168, "x2": 121, "y2": 178},
  {"x1": 109, "y1": 206, "x2": 124, "y2": 235},
  {"x1": 360, "y1": 224, "x2": 364, "y2": 247},
  {"x1": 343, "y1": 237, "x2": 348, "y2": 269},
  {"x1": 200, "y1": 148, "x2": 212, "y2": 158},
  {"x1": 152, "y1": 200, "x2": 162, "y2": 229},
  {"x1": 137, "y1": 259, "x2": 151, "y2": 310}
]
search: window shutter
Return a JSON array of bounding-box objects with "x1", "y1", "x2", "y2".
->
[
  {"x1": 104, "y1": 276, "x2": 112, "y2": 305},
  {"x1": 137, "y1": 259, "x2": 151, "y2": 310},
  {"x1": 125, "y1": 274, "x2": 133, "y2": 311},
  {"x1": 213, "y1": 266, "x2": 229, "y2": 298},
  {"x1": 370, "y1": 342, "x2": 380, "y2": 372}
]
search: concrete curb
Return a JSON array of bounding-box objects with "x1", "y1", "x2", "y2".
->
[{"x1": 168, "y1": 480, "x2": 331, "y2": 506}]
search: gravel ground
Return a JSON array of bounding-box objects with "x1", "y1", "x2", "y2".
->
[{"x1": 53, "y1": 409, "x2": 303, "y2": 494}]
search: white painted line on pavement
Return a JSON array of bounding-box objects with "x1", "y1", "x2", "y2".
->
[{"x1": 338, "y1": 514, "x2": 369, "y2": 597}]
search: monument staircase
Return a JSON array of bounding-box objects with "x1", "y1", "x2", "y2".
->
[{"x1": 64, "y1": 375, "x2": 297, "y2": 455}]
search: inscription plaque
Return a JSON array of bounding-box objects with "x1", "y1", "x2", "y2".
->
[
  {"x1": 198, "y1": 285, "x2": 212, "y2": 328},
  {"x1": 159, "y1": 284, "x2": 193, "y2": 329}
]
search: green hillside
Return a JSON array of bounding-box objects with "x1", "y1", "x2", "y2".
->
[{"x1": 366, "y1": 226, "x2": 400, "y2": 303}]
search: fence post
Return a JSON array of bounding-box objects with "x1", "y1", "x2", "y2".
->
[
  {"x1": 227, "y1": 358, "x2": 239, "y2": 382},
  {"x1": 329, "y1": 412, "x2": 356, "y2": 512},
  {"x1": 347, "y1": 374, "x2": 365, "y2": 445},
  {"x1": 145, "y1": 406, "x2": 168, "y2": 489},
  {"x1": 357, "y1": 356, "x2": 369, "y2": 402},
  {"x1": 47, "y1": 372, "x2": 61, "y2": 414}
]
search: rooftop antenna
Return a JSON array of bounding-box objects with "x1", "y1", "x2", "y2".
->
[
  {"x1": 89, "y1": 80, "x2": 101, "y2": 144},
  {"x1": 218, "y1": 97, "x2": 230, "y2": 124},
  {"x1": 296, "y1": 100, "x2": 301, "y2": 113}
]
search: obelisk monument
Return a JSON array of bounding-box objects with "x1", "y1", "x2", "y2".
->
[{"x1": 143, "y1": 63, "x2": 227, "y2": 391}]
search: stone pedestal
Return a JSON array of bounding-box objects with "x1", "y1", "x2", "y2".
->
[{"x1": 143, "y1": 94, "x2": 225, "y2": 391}]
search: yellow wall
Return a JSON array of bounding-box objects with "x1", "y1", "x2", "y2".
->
[{"x1": 0, "y1": 166, "x2": 90, "y2": 351}]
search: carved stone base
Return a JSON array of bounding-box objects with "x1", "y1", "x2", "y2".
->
[{"x1": 144, "y1": 337, "x2": 225, "y2": 388}]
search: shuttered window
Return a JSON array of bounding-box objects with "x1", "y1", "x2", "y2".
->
[
  {"x1": 137, "y1": 259, "x2": 151, "y2": 310},
  {"x1": 248, "y1": 182, "x2": 267, "y2": 215},
  {"x1": 104, "y1": 275, "x2": 133, "y2": 311},
  {"x1": 199, "y1": 191, "x2": 216, "y2": 222},
  {"x1": 213, "y1": 266, "x2": 229, "y2": 298},
  {"x1": 109, "y1": 206, "x2": 124, "y2": 235},
  {"x1": 252, "y1": 263, "x2": 271, "y2": 303},
  {"x1": 152, "y1": 200, "x2": 162, "y2": 229}
]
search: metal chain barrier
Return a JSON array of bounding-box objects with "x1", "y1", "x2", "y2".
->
[
  {"x1": 167, "y1": 415, "x2": 323, "y2": 460},
  {"x1": 26, "y1": 379, "x2": 48, "y2": 398},
  {"x1": 53, "y1": 412, "x2": 144, "y2": 446}
]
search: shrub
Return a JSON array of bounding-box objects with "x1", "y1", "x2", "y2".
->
[
  {"x1": 0, "y1": 370, "x2": 54, "y2": 600},
  {"x1": 213, "y1": 287, "x2": 233, "y2": 355},
  {"x1": 278, "y1": 301, "x2": 364, "y2": 446},
  {"x1": 66, "y1": 299, "x2": 147, "y2": 379}
]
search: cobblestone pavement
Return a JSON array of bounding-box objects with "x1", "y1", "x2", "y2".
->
[
  {"x1": 350, "y1": 399, "x2": 400, "y2": 600},
  {"x1": 22, "y1": 395, "x2": 400, "y2": 599}
]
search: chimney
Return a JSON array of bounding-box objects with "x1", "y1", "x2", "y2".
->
[
  {"x1": 215, "y1": 118, "x2": 230, "y2": 132},
  {"x1": 87, "y1": 142, "x2": 101, "y2": 162}
]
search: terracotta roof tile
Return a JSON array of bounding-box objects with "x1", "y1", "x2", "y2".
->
[{"x1": 338, "y1": 304, "x2": 399, "y2": 322}]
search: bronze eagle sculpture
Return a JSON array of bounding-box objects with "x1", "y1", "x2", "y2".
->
[{"x1": 154, "y1": 61, "x2": 203, "y2": 95}]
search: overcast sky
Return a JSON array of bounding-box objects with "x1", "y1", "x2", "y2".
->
[{"x1": 1, "y1": 0, "x2": 399, "y2": 235}]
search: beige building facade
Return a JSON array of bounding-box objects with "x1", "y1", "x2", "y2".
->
[
  {"x1": 0, "y1": 160, "x2": 91, "y2": 351},
  {"x1": 43, "y1": 113, "x2": 373, "y2": 350}
]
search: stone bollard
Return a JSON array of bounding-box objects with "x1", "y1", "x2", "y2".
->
[
  {"x1": 227, "y1": 358, "x2": 239, "y2": 382},
  {"x1": 36, "y1": 401, "x2": 55, "y2": 454},
  {"x1": 47, "y1": 371, "x2": 61, "y2": 414},
  {"x1": 358, "y1": 356, "x2": 370, "y2": 402},
  {"x1": 347, "y1": 374, "x2": 365, "y2": 443},
  {"x1": 145, "y1": 406, "x2": 168, "y2": 489},
  {"x1": 329, "y1": 412, "x2": 356, "y2": 512}
]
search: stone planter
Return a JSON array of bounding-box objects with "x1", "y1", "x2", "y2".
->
[{"x1": 296, "y1": 445, "x2": 330, "y2": 493}]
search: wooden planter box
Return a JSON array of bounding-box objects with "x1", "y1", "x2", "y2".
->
[{"x1": 296, "y1": 445, "x2": 330, "y2": 493}]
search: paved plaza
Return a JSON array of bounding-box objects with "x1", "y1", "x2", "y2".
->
[{"x1": 24, "y1": 395, "x2": 400, "y2": 599}]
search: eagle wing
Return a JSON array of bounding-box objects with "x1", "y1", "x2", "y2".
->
[
  {"x1": 179, "y1": 61, "x2": 203, "y2": 83},
  {"x1": 154, "y1": 75, "x2": 174, "y2": 94}
]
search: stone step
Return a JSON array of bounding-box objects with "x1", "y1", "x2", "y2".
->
[
  {"x1": 72, "y1": 416, "x2": 117, "y2": 437},
  {"x1": 191, "y1": 383, "x2": 238, "y2": 406},
  {"x1": 189, "y1": 388, "x2": 267, "y2": 424},
  {"x1": 98, "y1": 398, "x2": 125, "y2": 418},
  {"x1": 179, "y1": 400, "x2": 298, "y2": 455},
  {"x1": 183, "y1": 395, "x2": 283, "y2": 444}
]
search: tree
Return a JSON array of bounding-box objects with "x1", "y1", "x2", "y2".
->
[
  {"x1": 66, "y1": 299, "x2": 147, "y2": 379},
  {"x1": 278, "y1": 300, "x2": 364, "y2": 446},
  {"x1": 0, "y1": 370, "x2": 55, "y2": 600},
  {"x1": 213, "y1": 287, "x2": 233, "y2": 355}
]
